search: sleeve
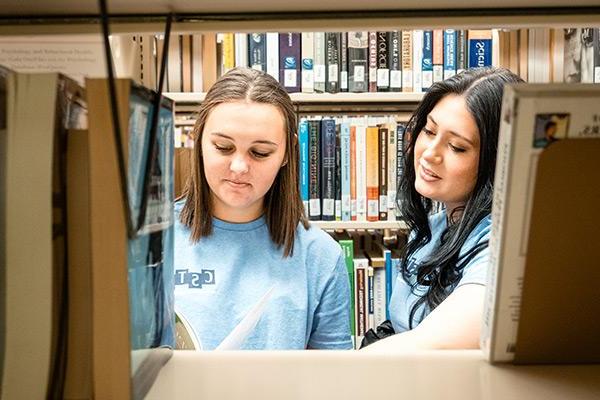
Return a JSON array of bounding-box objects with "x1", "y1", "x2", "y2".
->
[{"x1": 307, "y1": 252, "x2": 353, "y2": 349}]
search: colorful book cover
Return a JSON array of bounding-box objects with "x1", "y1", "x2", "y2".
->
[
  {"x1": 338, "y1": 240, "x2": 355, "y2": 344},
  {"x1": 308, "y1": 119, "x2": 321, "y2": 220},
  {"x1": 433, "y1": 29, "x2": 444, "y2": 83},
  {"x1": 334, "y1": 124, "x2": 342, "y2": 221}
]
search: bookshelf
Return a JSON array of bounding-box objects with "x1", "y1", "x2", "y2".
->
[{"x1": 2, "y1": 2, "x2": 600, "y2": 400}]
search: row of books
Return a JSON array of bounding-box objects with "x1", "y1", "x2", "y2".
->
[
  {"x1": 175, "y1": 115, "x2": 409, "y2": 222},
  {"x1": 330, "y1": 230, "x2": 406, "y2": 349},
  {"x1": 139, "y1": 27, "x2": 600, "y2": 94},
  {"x1": 0, "y1": 66, "x2": 175, "y2": 399}
]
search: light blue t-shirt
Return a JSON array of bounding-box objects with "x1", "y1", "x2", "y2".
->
[
  {"x1": 174, "y1": 204, "x2": 352, "y2": 350},
  {"x1": 389, "y1": 211, "x2": 491, "y2": 333}
]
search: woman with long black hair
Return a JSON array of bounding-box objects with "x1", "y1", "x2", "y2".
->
[{"x1": 364, "y1": 67, "x2": 523, "y2": 350}]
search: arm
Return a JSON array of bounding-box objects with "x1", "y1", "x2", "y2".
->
[{"x1": 362, "y1": 283, "x2": 485, "y2": 351}]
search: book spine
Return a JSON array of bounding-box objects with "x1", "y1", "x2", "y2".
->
[
  {"x1": 395, "y1": 123, "x2": 406, "y2": 220},
  {"x1": 401, "y1": 30, "x2": 413, "y2": 92},
  {"x1": 341, "y1": 122, "x2": 352, "y2": 221},
  {"x1": 325, "y1": 32, "x2": 341, "y2": 93},
  {"x1": 355, "y1": 123, "x2": 367, "y2": 221},
  {"x1": 298, "y1": 119, "x2": 310, "y2": 216},
  {"x1": 301, "y1": 32, "x2": 315, "y2": 93},
  {"x1": 367, "y1": 265, "x2": 375, "y2": 331},
  {"x1": 378, "y1": 126, "x2": 388, "y2": 220},
  {"x1": 354, "y1": 259, "x2": 367, "y2": 346},
  {"x1": 320, "y1": 118, "x2": 337, "y2": 221},
  {"x1": 338, "y1": 240, "x2": 355, "y2": 346},
  {"x1": 348, "y1": 31, "x2": 369, "y2": 92},
  {"x1": 350, "y1": 124, "x2": 358, "y2": 221},
  {"x1": 313, "y1": 32, "x2": 326, "y2": 93},
  {"x1": 365, "y1": 126, "x2": 379, "y2": 221},
  {"x1": 222, "y1": 33, "x2": 235, "y2": 73},
  {"x1": 468, "y1": 30, "x2": 493, "y2": 69},
  {"x1": 373, "y1": 265, "x2": 387, "y2": 327},
  {"x1": 376, "y1": 31, "x2": 390, "y2": 92},
  {"x1": 234, "y1": 33, "x2": 248, "y2": 68},
  {"x1": 340, "y1": 32, "x2": 349, "y2": 92},
  {"x1": 432, "y1": 29, "x2": 444, "y2": 83},
  {"x1": 456, "y1": 29, "x2": 468, "y2": 74},
  {"x1": 308, "y1": 120, "x2": 321, "y2": 220},
  {"x1": 368, "y1": 32, "x2": 378, "y2": 92},
  {"x1": 388, "y1": 31, "x2": 402, "y2": 92},
  {"x1": 413, "y1": 30, "x2": 424, "y2": 93},
  {"x1": 334, "y1": 123, "x2": 342, "y2": 221},
  {"x1": 266, "y1": 32, "x2": 279, "y2": 81},
  {"x1": 279, "y1": 32, "x2": 301, "y2": 92},
  {"x1": 422, "y1": 30, "x2": 434, "y2": 91},
  {"x1": 443, "y1": 29, "x2": 457, "y2": 79},
  {"x1": 248, "y1": 33, "x2": 267, "y2": 72},
  {"x1": 387, "y1": 121, "x2": 397, "y2": 220}
]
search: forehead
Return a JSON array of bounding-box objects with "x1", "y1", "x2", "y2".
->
[
  {"x1": 428, "y1": 94, "x2": 480, "y2": 143},
  {"x1": 204, "y1": 101, "x2": 286, "y2": 138}
]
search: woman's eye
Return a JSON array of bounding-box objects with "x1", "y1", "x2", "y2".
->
[
  {"x1": 422, "y1": 127, "x2": 435, "y2": 136},
  {"x1": 251, "y1": 150, "x2": 271, "y2": 159},
  {"x1": 215, "y1": 144, "x2": 233, "y2": 153},
  {"x1": 449, "y1": 143, "x2": 466, "y2": 153}
]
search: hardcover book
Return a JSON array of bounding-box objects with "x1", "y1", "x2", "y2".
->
[
  {"x1": 348, "y1": 31, "x2": 369, "y2": 93},
  {"x1": 279, "y1": 32, "x2": 302, "y2": 93}
]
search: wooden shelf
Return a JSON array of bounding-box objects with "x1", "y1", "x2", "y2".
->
[
  {"x1": 311, "y1": 220, "x2": 408, "y2": 230},
  {"x1": 164, "y1": 92, "x2": 425, "y2": 104}
]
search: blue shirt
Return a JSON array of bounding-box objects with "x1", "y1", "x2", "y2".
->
[
  {"x1": 174, "y1": 203, "x2": 352, "y2": 350},
  {"x1": 389, "y1": 211, "x2": 491, "y2": 333}
]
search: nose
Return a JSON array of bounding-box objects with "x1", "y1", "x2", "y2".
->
[
  {"x1": 421, "y1": 139, "x2": 443, "y2": 164},
  {"x1": 230, "y1": 153, "x2": 249, "y2": 174}
]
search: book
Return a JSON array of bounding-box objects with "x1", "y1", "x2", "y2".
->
[
  {"x1": 298, "y1": 119, "x2": 310, "y2": 216},
  {"x1": 594, "y1": 28, "x2": 600, "y2": 83},
  {"x1": 320, "y1": 118, "x2": 336, "y2": 220},
  {"x1": 401, "y1": 30, "x2": 413, "y2": 92},
  {"x1": 308, "y1": 119, "x2": 321, "y2": 220},
  {"x1": 368, "y1": 32, "x2": 378, "y2": 92},
  {"x1": 432, "y1": 29, "x2": 444, "y2": 83},
  {"x1": 234, "y1": 33, "x2": 248, "y2": 68},
  {"x1": 348, "y1": 31, "x2": 369, "y2": 92},
  {"x1": 422, "y1": 30, "x2": 434, "y2": 91},
  {"x1": 340, "y1": 32, "x2": 349, "y2": 92},
  {"x1": 338, "y1": 240, "x2": 355, "y2": 345},
  {"x1": 301, "y1": 32, "x2": 315, "y2": 92},
  {"x1": 413, "y1": 30, "x2": 424, "y2": 92},
  {"x1": 248, "y1": 32, "x2": 267, "y2": 72},
  {"x1": 468, "y1": 29, "x2": 493, "y2": 69},
  {"x1": 376, "y1": 31, "x2": 390, "y2": 92},
  {"x1": 313, "y1": 32, "x2": 326, "y2": 93},
  {"x1": 340, "y1": 122, "x2": 352, "y2": 221},
  {"x1": 456, "y1": 29, "x2": 468, "y2": 74},
  {"x1": 443, "y1": 29, "x2": 457, "y2": 80},
  {"x1": 1, "y1": 69, "x2": 85, "y2": 400},
  {"x1": 481, "y1": 84, "x2": 600, "y2": 362},
  {"x1": 325, "y1": 32, "x2": 341, "y2": 93},
  {"x1": 279, "y1": 32, "x2": 301, "y2": 92},
  {"x1": 266, "y1": 32, "x2": 279, "y2": 81},
  {"x1": 389, "y1": 31, "x2": 402, "y2": 92}
]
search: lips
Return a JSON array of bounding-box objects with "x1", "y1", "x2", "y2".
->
[
  {"x1": 225, "y1": 179, "x2": 251, "y2": 188},
  {"x1": 419, "y1": 164, "x2": 441, "y2": 182}
]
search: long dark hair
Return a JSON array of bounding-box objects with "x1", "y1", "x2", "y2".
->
[
  {"x1": 179, "y1": 67, "x2": 308, "y2": 257},
  {"x1": 398, "y1": 67, "x2": 524, "y2": 328}
]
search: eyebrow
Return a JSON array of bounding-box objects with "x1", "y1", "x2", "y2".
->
[
  {"x1": 427, "y1": 115, "x2": 475, "y2": 146},
  {"x1": 209, "y1": 132, "x2": 279, "y2": 146}
]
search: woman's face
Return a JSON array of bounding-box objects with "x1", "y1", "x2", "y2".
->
[
  {"x1": 201, "y1": 101, "x2": 287, "y2": 223},
  {"x1": 413, "y1": 94, "x2": 481, "y2": 214}
]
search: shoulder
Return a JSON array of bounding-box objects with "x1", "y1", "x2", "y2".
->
[
  {"x1": 466, "y1": 214, "x2": 492, "y2": 245},
  {"x1": 295, "y1": 223, "x2": 343, "y2": 259}
]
